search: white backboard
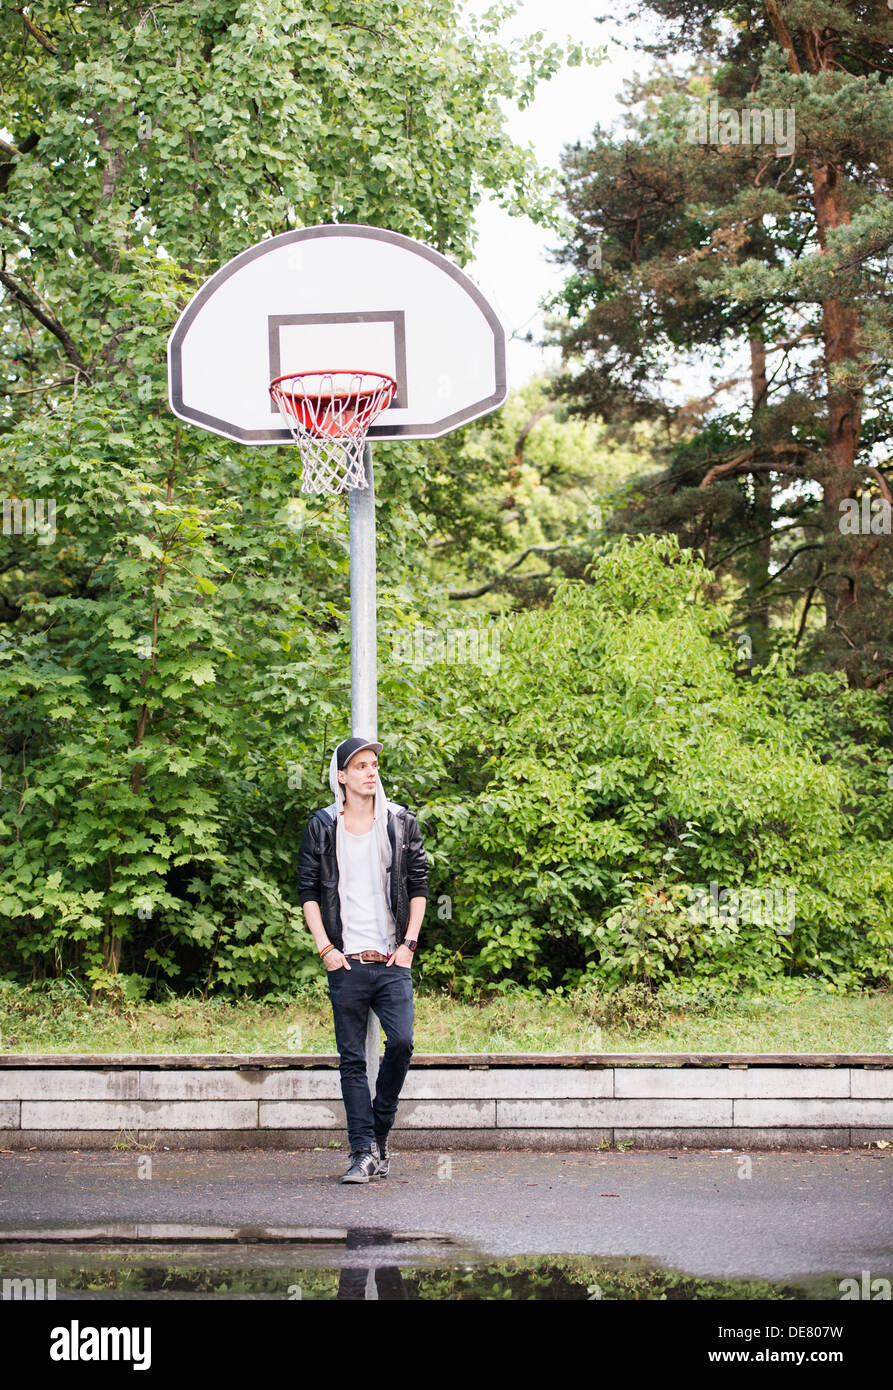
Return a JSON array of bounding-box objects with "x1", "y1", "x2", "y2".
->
[{"x1": 167, "y1": 224, "x2": 507, "y2": 443}]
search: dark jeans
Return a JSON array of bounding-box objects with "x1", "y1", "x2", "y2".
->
[{"x1": 326, "y1": 959, "x2": 414, "y2": 1153}]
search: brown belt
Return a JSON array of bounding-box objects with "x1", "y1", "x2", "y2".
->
[{"x1": 346, "y1": 950, "x2": 390, "y2": 963}]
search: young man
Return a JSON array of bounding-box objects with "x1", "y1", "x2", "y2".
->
[{"x1": 298, "y1": 736, "x2": 429, "y2": 1183}]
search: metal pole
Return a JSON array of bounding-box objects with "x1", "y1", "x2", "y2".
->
[{"x1": 349, "y1": 441, "x2": 380, "y2": 1099}]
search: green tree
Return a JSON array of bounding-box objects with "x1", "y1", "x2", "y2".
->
[
  {"x1": 0, "y1": 0, "x2": 582, "y2": 997},
  {"x1": 407, "y1": 534, "x2": 893, "y2": 995},
  {"x1": 415, "y1": 378, "x2": 660, "y2": 607},
  {"x1": 550, "y1": 2, "x2": 893, "y2": 687}
]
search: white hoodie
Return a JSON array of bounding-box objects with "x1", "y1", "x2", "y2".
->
[{"x1": 323, "y1": 746, "x2": 403, "y2": 955}]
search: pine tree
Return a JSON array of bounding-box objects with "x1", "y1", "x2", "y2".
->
[{"x1": 551, "y1": 2, "x2": 893, "y2": 687}]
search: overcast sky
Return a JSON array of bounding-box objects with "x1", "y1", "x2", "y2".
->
[{"x1": 463, "y1": 1, "x2": 647, "y2": 388}]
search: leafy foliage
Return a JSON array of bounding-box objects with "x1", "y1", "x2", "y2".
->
[
  {"x1": 407, "y1": 535, "x2": 893, "y2": 995},
  {"x1": 1, "y1": 5, "x2": 890, "y2": 1004},
  {"x1": 0, "y1": 0, "x2": 575, "y2": 998},
  {"x1": 547, "y1": 1, "x2": 893, "y2": 687}
]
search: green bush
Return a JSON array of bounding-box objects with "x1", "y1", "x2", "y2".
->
[{"x1": 408, "y1": 534, "x2": 893, "y2": 993}]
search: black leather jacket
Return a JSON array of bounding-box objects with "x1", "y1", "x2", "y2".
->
[{"x1": 297, "y1": 805, "x2": 429, "y2": 950}]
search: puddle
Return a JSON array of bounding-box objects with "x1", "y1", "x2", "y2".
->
[
  {"x1": 0, "y1": 1236, "x2": 847, "y2": 1300},
  {"x1": 0, "y1": 1224, "x2": 448, "y2": 1245}
]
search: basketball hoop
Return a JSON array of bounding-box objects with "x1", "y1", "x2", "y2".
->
[{"x1": 269, "y1": 370, "x2": 397, "y2": 494}]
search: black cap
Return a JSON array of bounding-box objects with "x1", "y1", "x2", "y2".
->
[{"x1": 336, "y1": 736, "x2": 383, "y2": 771}]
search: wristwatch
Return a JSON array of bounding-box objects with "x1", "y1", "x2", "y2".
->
[{"x1": 404, "y1": 938, "x2": 418, "y2": 952}]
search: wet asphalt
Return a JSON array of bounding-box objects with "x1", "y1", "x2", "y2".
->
[{"x1": 0, "y1": 1147, "x2": 891, "y2": 1281}]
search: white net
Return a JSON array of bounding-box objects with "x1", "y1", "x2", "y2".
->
[{"x1": 269, "y1": 371, "x2": 397, "y2": 495}]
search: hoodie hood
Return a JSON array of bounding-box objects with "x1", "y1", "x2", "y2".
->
[
  {"x1": 325, "y1": 743, "x2": 403, "y2": 952},
  {"x1": 325, "y1": 745, "x2": 404, "y2": 826}
]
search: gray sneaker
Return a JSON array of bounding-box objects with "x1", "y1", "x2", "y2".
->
[
  {"x1": 374, "y1": 1136, "x2": 390, "y2": 1178},
  {"x1": 341, "y1": 1145, "x2": 381, "y2": 1184}
]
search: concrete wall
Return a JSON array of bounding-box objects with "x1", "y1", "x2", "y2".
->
[{"x1": 0, "y1": 1055, "x2": 890, "y2": 1150}]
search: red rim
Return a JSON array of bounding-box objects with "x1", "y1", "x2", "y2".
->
[{"x1": 269, "y1": 371, "x2": 397, "y2": 439}]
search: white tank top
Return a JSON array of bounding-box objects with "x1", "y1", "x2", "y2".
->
[{"x1": 340, "y1": 823, "x2": 390, "y2": 954}]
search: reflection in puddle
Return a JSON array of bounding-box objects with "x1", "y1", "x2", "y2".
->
[{"x1": 0, "y1": 1234, "x2": 845, "y2": 1300}]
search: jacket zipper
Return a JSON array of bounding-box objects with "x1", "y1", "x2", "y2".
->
[{"x1": 393, "y1": 817, "x2": 403, "y2": 923}]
